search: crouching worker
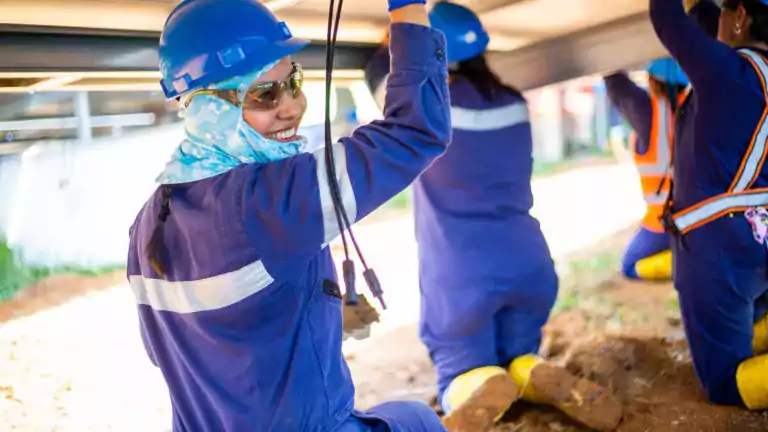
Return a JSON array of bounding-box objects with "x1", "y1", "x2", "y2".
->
[
  {"x1": 650, "y1": 0, "x2": 768, "y2": 410},
  {"x1": 126, "y1": 0, "x2": 452, "y2": 430},
  {"x1": 603, "y1": 58, "x2": 689, "y2": 281},
  {"x1": 366, "y1": 2, "x2": 621, "y2": 431}
]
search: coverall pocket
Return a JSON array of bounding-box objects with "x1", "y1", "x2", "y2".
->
[{"x1": 307, "y1": 279, "x2": 355, "y2": 424}]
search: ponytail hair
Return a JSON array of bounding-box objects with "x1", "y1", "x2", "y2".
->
[
  {"x1": 145, "y1": 185, "x2": 172, "y2": 277},
  {"x1": 745, "y1": 0, "x2": 768, "y2": 45},
  {"x1": 449, "y1": 54, "x2": 524, "y2": 103},
  {"x1": 648, "y1": 77, "x2": 687, "y2": 115}
]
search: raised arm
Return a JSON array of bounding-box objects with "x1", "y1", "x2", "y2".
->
[
  {"x1": 603, "y1": 72, "x2": 653, "y2": 154},
  {"x1": 239, "y1": 11, "x2": 450, "y2": 258},
  {"x1": 649, "y1": 0, "x2": 741, "y2": 91}
]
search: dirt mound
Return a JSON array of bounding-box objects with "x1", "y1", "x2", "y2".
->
[
  {"x1": 493, "y1": 277, "x2": 768, "y2": 432},
  {"x1": 500, "y1": 331, "x2": 768, "y2": 431},
  {"x1": 0, "y1": 271, "x2": 125, "y2": 324},
  {"x1": 349, "y1": 276, "x2": 768, "y2": 432}
]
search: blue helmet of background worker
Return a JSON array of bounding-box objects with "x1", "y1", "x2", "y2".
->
[
  {"x1": 158, "y1": 0, "x2": 309, "y2": 99},
  {"x1": 429, "y1": 1, "x2": 490, "y2": 63},
  {"x1": 646, "y1": 57, "x2": 690, "y2": 87}
]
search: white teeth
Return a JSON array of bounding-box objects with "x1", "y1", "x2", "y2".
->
[{"x1": 269, "y1": 127, "x2": 296, "y2": 140}]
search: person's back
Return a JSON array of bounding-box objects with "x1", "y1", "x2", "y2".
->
[
  {"x1": 414, "y1": 74, "x2": 552, "y2": 282},
  {"x1": 399, "y1": 4, "x2": 622, "y2": 432}
]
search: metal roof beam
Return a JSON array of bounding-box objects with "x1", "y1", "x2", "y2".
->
[
  {"x1": 0, "y1": 29, "x2": 378, "y2": 73},
  {"x1": 486, "y1": 12, "x2": 666, "y2": 91}
]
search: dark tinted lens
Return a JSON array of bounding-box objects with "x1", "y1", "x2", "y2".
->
[
  {"x1": 290, "y1": 69, "x2": 303, "y2": 98},
  {"x1": 244, "y1": 83, "x2": 280, "y2": 110}
]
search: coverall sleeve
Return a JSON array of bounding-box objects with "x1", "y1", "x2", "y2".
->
[
  {"x1": 603, "y1": 72, "x2": 653, "y2": 155},
  {"x1": 238, "y1": 23, "x2": 450, "y2": 258},
  {"x1": 649, "y1": 0, "x2": 741, "y2": 95}
]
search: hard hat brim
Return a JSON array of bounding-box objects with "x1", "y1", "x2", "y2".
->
[{"x1": 162, "y1": 36, "x2": 310, "y2": 100}]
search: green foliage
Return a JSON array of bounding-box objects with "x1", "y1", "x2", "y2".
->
[
  {"x1": 0, "y1": 238, "x2": 124, "y2": 303},
  {"x1": 0, "y1": 239, "x2": 33, "y2": 302}
]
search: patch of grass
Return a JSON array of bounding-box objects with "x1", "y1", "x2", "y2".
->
[
  {"x1": 0, "y1": 240, "x2": 33, "y2": 302},
  {"x1": 552, "y1": 290, "x2": 581, "y2": 315},
  {"x1": 384, "y1": 188, "x2": 411, "y2": 211},
  {"x1": 666, "y1": 292, "x2": 682, "y2": 320},
  {"x1": 0, "y1": 239, "x2": 123, "y2": 303},
  {"x1": 568, "y1": 251, "x2": 620, "y2": 275}
]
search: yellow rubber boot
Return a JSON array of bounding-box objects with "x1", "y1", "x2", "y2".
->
[
  {"x1": 737, "y1": 354, "x2": 768, "y2": 409},
  {"x1": 509, "y1": 354, "x2": 623, "y2": 431},
  {"x1": 441, "y1": 366, "x2": 519, "y2": 432},
  {"x1": 754, "y1": 315, "x2": 768, "y2": 355},
  {"x1": 634, "y1": 250, "x2": 673, "y2": 281}
]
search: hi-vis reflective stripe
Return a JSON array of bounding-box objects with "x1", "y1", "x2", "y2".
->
[
  {"x1": 731, "y1": 50, "x2": 768, "y2": 192},
  {"x1": 450, "y1": 103, "x2": 529, "y2": 131},
  {"x1": 645, "y1": 194, "x2": 667, "y2": 205},
  {"x1": 636, "y1": 98, "x2": 672, "y2": 176},
  {"x1": 671, "y1": 49, "x2": 768, "y2": 234},
  {"x1": 673, "y1": 189, "x2": 768, "y2": 233},
  {"x1": 315, "y1": 142, "x2": 357, "y2": 244},
  {"x1": 130, "y1": 259, "x2": 274, "y2": 313}
]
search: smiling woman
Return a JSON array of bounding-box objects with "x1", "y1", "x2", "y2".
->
[{"x1": 127, "y1": 0, "x2": 451, "y2": 431}]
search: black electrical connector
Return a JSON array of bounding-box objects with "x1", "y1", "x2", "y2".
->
[
  {"x1": 324, "y1": 0, "x2": 386, "y2": 310},
  {"x1": 343, "y1": 260, "x2": 358, "y2": 305}
]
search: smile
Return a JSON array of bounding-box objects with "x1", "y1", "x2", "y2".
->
[{"x1": 266, "y1": 127, "x2": 298, "y2": 142}]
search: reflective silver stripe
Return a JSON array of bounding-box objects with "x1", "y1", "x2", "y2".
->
[
  {"x1": 636, "y1": 97, "x2": 671, "y2": 176},
  {"x1": 672, "y1": 50, "x2": 768, "y2": 232},
  {"x1": 450, "y1": 103, "x2": 529, "y2": 132},
  {"x1": 733, "y1": 49, "x2": 768, "y2": 192},
  {"x1": 644, "y1": 193, "x2": 668, "y2": 205},
  {"x1": 675, "y1": 192, "x2": 768, "y2": 232},
  {"x1": 314, "y1": 142, "x2": 357, "y2": 244},
  {"x1": 129, "y1": 260, "x2": 274, "y2": 313}
]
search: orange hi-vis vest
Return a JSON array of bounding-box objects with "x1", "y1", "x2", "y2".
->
[
  {"x1": 633, "y1": 94, "x2": 678, "y2": 232},
  {"x1": 665, "y1": 49, "x2": 768, "y2": 235}
]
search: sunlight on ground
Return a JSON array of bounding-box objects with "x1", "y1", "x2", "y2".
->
[{"x1": 0, "y1": 161, "x2": 645, "y2": 431}]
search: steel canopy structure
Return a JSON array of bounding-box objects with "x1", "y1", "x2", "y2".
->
[{"x1": 0, "y1": 0, "x2": 668, "y2": 92}]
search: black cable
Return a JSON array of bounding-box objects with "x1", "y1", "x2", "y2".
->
[
  {"x1": 325, "y1": 0, "x2": 360, "y2": 306},
  {"x1": 324, "y1": 0, "x2": 349, "y2": 262},
  {"x1": 323, "y1": 0, "x2": 385, "y2": 309}
]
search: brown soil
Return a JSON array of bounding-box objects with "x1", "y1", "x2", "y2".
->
[
  {"x1": 347, "y1": 276, "x2": 768, "y2": 432},
  {"x1": 0, "y1": 271, "x2": 125, "y2": 324},
  {"x1": 442, "y1": 373, "x2": 519, "y2": 432}
]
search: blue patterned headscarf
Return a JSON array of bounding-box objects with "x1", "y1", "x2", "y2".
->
[{"x1": 157, "y1": 60, "x2": 308, "y2": 185}]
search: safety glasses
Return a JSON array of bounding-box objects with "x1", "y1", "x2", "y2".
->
[{"x1": 184, "y1": 62, "x2": 304, "y2": 111}]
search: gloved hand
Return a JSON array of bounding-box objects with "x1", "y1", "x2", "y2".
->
[
  {"x1": 683, "y1": 0, "x2": 701, "y2": 12},
  {"x1": 342, "y1": 294, "x2": 380, "y2": 341},
  {"x1": 388, "y1": 0, "x2": 426, "y2": 12}
]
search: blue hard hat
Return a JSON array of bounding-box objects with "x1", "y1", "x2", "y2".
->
[
  {"x1": 646, "y1": 58, "x2": 690, "y2": 87},
  {"x1": 159, "y1": 0, "x2": 309, "y2": 99},
  {"x1": 429, "y1": 1, "x2": 489, "y2": 63}
]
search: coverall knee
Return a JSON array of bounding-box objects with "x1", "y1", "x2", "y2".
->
[
  {"x1": 419, "y1": 264, "x2": 558, "y2": 400},
  {"x1": 673, "y1": 226, "x2": 768, "y2": 406},
  {"x1": 621, "y1": 227, "x2": 670, "y2": 280},
  {"x1": 340, "y1": 401, "x2": 446, "y2": 432}
]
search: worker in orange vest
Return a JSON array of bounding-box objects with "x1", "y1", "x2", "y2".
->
[{"x1": 603, "y1": 58, "x2": 689, "y2": 281}]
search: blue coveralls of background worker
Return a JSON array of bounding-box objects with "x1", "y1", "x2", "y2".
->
[
  {"x1": 602, "y1": 59, "x2": 690, "y2": 281},
  {"x1": 650, "y1": 0, "x2": 768, "y2": 410},
  {"x1": 126, "y1": 0, "x2": 452, "y2": 430},
  {"x1": 365, "y1": 3, "x2": 621, "y2": 431}
]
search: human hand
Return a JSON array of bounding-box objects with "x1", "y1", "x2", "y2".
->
[{"x1": 683, "y1": 0, "x2": 701, "y2": 12}]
